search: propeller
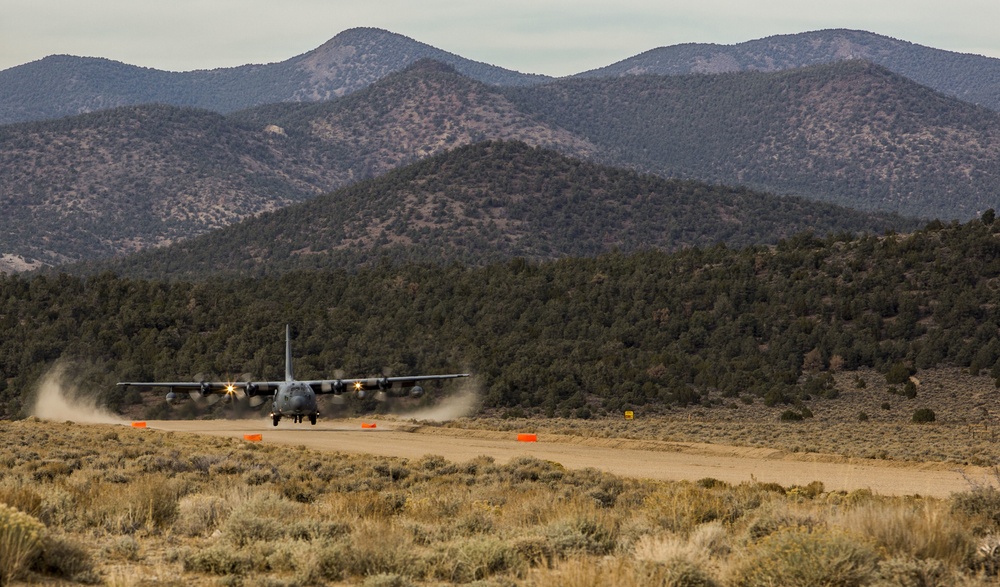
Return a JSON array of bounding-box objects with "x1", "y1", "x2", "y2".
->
[{"x1": 188, "y1": 374, "x2": 222, "y2": 406}]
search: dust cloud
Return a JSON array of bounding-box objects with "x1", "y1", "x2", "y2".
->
[
  {"x1": 30, "y1": 362, "x2": 123, "y2": 424},
  {"x1": 396, "y1": 377, "x2": 482, "y2": 423}
]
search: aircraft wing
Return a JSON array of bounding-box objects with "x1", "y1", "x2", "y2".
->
[
  {"x1": 116, "y1": 381, "x2": 282, "y2": 396},
  {"x1": 304, "y1": 373, "x2": 470, "y2": 395}
]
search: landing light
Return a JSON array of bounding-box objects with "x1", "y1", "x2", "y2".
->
[{"x1": 354, "y1": 381, "x2": 363, "y2": 391}]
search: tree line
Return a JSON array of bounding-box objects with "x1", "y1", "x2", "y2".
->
[{"x1": 2, "y1": 216, "x2": 998, "y2": 419}]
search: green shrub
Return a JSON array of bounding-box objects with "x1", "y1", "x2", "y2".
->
[
  {"x1": 886, "y1": 363, "x2": 914, "y2": 385},
  {"x1": 779, "y1": 410, "x2": 803, "y2": 422},
  {"x1": 0, "y1": 504, "x2": 46, "y2": 584},
  {"x1": 911, "y1": 409, "x2": 936, "y2": 423},
  {"x1": 734, "y1": 527, "x2": 876, "y2": 587},
  {"x1": 858, "y1": 412, "x2": 869, "y2": 422}
]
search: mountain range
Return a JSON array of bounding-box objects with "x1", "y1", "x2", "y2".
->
[
  {"x1": 0, "y1": 28, "x2": 546, "y2": 126},
  {"x1": 578, "y1": 29, "x2": 1000, "y2": 111},
  {"x1": 3, "y1": 58, "x2": 998, "y2": 272},
  {"x1": 90, "y1": 141, "x2": 917, "y2": 279},
  {"x1": 2, "y1": 28, "x2": 1000, "y2": 128},
  {"x1": 3, "y1": 28, "x2": 1000, "y2": 273}
]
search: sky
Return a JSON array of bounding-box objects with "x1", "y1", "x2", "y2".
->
[{"x1": 3, "y1": 0, "x2": 1000, "y2": 76}]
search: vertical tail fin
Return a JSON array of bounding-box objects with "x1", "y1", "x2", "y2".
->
[{"x1": 285, "y1": 324, "x2": 294, "y2": 382}]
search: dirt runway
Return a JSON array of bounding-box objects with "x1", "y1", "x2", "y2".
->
[{"x1": 146, "y1": 418, "x2": 989, "y2": 498}]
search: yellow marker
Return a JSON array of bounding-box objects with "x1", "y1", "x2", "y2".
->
[{"x1": 624, "y1": 411, "x2": 634, "y2": 420}]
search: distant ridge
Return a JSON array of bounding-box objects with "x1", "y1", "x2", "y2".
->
[
  {"x1": 0, "y1": 27, "x2": 549, "y2": 125},
  {"x1": 2, "y1": 59, "x2": 997, "y2": 272},
  {"x1": 92, "y1": 141, "x2": 919, "y2": 280},
  {"x1": 576, "y1": 29, "x2": 1000, "y2": 111},
  {"x1": 4, "y1": 28, "x2": 1000, "y2": 126}
]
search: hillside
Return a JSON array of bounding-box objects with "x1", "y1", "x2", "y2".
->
[
  {"x1": 5, "y1": 28, "x2": 1000, "y2": 128},
  {"x1": 507, "y1": 60, "x2": 1000, "y2": 219},
  {"x1": 0, "y1": 28, "x2": 548, "y2": 125},
  {"x1": 0, "y1": 63, "x2": 589, "y2": 269},
  {"x1": 2, "y1": 217, "x2": 999, "y2": 421},
  {"x1": 577, "y1": 28, "x2": 1000, "y2": 111},
  {"x1": 92, "y1": 141, "x2": 918, "y2": 279},
  {"x1": 3, "y1": 60, "x2": 997, "y2": 271}
]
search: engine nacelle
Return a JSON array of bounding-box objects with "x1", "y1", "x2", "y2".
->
[
  {"x1": 409, "y1": 385, "x2": 424, "y2": 398},
  {"x1": 166, "y1": 391, "x2": 182, "y2": 406},
  {"x1": 246, "y1": 383, "x2": 258, "y2": 396},
  {"x1": 356, "y1": 389, "x2": 367, "y2": 400}
]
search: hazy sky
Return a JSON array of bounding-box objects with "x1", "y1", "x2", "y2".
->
[{"x1": 3, "y1": 0, "x2": 999, "y2": 76}]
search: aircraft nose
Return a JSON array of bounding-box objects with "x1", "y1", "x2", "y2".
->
[{"x1": 291, "y1": 396, "x2": 305, "y2": 411}]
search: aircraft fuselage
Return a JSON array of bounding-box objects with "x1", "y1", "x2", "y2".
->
[{"x1": 271, "y1": 381, "x2": 317, "y2": 426}]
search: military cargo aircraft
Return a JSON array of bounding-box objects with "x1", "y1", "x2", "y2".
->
[{"x1": 117, "y1": 325, "x2": 469, "y2": 426}]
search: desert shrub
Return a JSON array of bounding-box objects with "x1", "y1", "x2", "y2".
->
[
  {"x1": 799, "y1": 481, "x2": 825, "y2": 499},
  {"x1": 512, "y1": 535, "x2": 555, "y2": 568},
  {"x1": 640, "y1": 558, "x2": 720, "y2": 587},
  {"x1": 243, "y1": 467, "x2": 277, "y2": 486},
  {"x1": 733, "y1": 527, "x2": 877, "y2": 587},
  {"x1": 0, "y1": 487, "x2": 43, "y2": 518},
  {"x1": 362, "y1": 574, "x2": 414, "y2": 587},
  {"x1": 696, "y1": 478, "x2": 729, "y2": 490},
  {"x1": 338, "y1": 520, "x2": 423, "y2": 578},
  {"x1": 645, "y1": 485, "x2": 742, "y2": 534},
  {"x1": 838, "y1": 503, "x2": 974, "y2": 566},
  {"x1": 633, "y1": 522, "x2": 729, "y2": 566},
  {"x1": 182, "y1": 544, "x2": 256, "y2": 575},
  {"x1": 0, "y1": 504, "x2": 46, "y2": 584},
  {"x1": 912, "y1": 409, "x2": 936, "y2": 423},
  {"x1": 744, "y1": 502, "x2": 817, "y2": 541},
  {"x1": 223, "y1": 513, "x2": 282, "y2": 546},
  {"x1": 455, "y1": 510, "x2": 495, "y2": 535},
  {"x1": 950, "y1": 486, "x2": 1000, "y2": 534},
  {"x1": 533, "y1": 556, "x2": 717, "y2": 587},
  {"x1": 976, "y1": 535, "x2": 1000, "y2": 576},
  {"x1": 32, "y1": 532, "x2": 97, "y2": 584},
  {"x1": 545, "y1": 513, "x2": 619, "y2": 556},
  {"x1": 779, "y1": 410, "x2": 804, "y2": 422},
  {"x1": 173, "y1": 494, "x2": 230, "y2": 537},
  {"x1": 105, "y1": 535, "x2": 141, "y2": 561},
  {"x1": 858, "y1": 412, "x2": 870, "y2": 422},
  {"x1": 871, "y1": 557, "x2": 950, "y2": 587},
  {"x1": 84, "y1": 474, "x2": 180, "y2": 533},
  {"x1": 432, "y1": 537, "x2": 524, "y2": 583},
  {"x1": 505, "y1": 456, "x2": 565, "y2": 483}
]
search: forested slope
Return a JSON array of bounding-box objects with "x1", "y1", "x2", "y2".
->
[
  {"x1": 507, "y1": 61, "x2": 1000, "y2": 219},
  {"x1": 3, "y1": 217, "x2": 998, "y2": 420},
  {"x1": 92, "y1": 141, "x2": 917, "y2": 279},
  {"x1": 578, "y1": 29, "x2": 1000, "y2": 111}
]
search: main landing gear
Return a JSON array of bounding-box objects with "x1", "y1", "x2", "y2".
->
[{"x1": 270, "y1": 413, "x2": 317, "y2": 425}]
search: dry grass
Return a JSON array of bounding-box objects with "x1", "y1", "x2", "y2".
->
[
  {"x1": 2, "y1": 416, "x2": 1000, "y2": 585},
  {"x1": 454, "y1": 368, "x2": 1000, "y2": 465}
]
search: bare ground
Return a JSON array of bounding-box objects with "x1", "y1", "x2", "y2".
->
[{"x1": 145, "y1": 417, "x2": 990, "y2": 499}]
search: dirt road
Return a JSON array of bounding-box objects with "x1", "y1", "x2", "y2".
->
[{"x1": 147, "y1": 418, "x2": 987, "y2": 498}]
